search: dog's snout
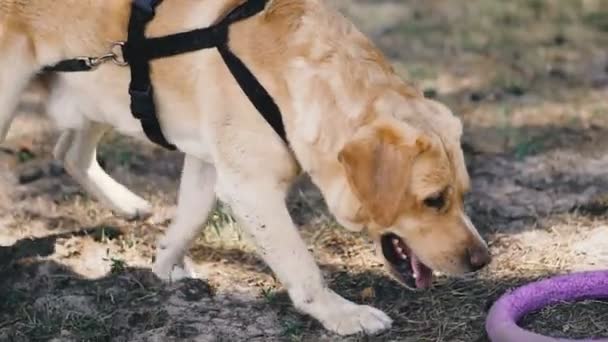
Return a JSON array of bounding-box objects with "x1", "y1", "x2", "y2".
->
[{"x1": 466, "y1": 245, "x2": 491, "y2": 272}]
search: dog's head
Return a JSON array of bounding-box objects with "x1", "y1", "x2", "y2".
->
[{"x1": 326, "y1": 96, "x2": 490, "y2": 289}]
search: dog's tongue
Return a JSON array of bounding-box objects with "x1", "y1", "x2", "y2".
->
[{"x1": 411, "y1": 255, "x2": 433, "y2": 289}]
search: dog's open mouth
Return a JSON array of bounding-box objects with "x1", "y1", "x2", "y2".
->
[{"x1": 380, "y1": 233, "x2": 434, "y2": 289}]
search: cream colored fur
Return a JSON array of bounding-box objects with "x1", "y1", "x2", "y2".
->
[{"x1": 0, "y1": 0, "x2": 490, "y2": 335}]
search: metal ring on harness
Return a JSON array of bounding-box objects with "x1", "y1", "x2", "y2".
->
[
  {"x1": 66, "y1": 42, "x2": 129, "y2": 70},
  {"x1": 109, "y1": 42, "x2": 129, "y2": 67}
]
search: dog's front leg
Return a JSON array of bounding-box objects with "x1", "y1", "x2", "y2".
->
[
  {"x1": 54, "y1": 122, "x2": 152, "y2": 219},
  {"x1": 152, "y1": 155, "x2": 217, "y2": 281},
  {"x1": 219, "y1": 176, "x2": 392, "y2": 336}
]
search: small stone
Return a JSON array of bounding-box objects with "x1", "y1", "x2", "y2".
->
[
  {"x1": 504, "y1": 85, "x2": 525, "y2": 96},
  {"x1": 48, "y1": 161, "x2": 65, "y2": 177},
  {"x1": 423, "y1": 88, "x2": 438, "y2": 99},
  {"x1": 553, "y1": 34, "x2": 566, "y2": 45},
  {"x1": 470, "y1": 91, "x2": 485, "y2": 102},
  {"x1": 548, "y1": 67, "x2": 567, "y2": 79},
  {"x1": 19, "y1": 167, "x2": 44, "y2": 184}
]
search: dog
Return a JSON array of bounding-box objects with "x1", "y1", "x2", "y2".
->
[{"x1": 0, "y1": 0, "x2": 491, "y2": 335}]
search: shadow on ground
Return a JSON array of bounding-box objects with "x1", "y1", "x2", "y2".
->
[
  {"x1": 2, "y1": 231, "x2": 607, "y2": 342},
  {"x1": 0, "y1": 226, "x2": 123, "y2": 268}
]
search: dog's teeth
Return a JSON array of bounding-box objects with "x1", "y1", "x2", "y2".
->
[
  {"x1": 400, "y1": 253, "x2": 407, "y2": 260},
  {"x1": 392, "y1": 238, "x2": 400, "y2": 245},
  {"x1": 396, "y1": 246, "x2": 403, "y2": 254}
]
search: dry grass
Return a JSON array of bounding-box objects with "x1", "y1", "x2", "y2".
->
[{"x1": 1, "y1": 1, "x2": 608, "y2": 341}]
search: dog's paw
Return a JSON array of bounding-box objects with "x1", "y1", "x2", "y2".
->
[
  {"x1": 322, "y1": 303, "x2": 392, "y2": 335},
  {"x1": 294, "y1": 289, "x2": 392, "y2": 335},
  {"x1": 152, "y1": 258, "x2": 197, "y2": 282},
  {"x1": 112, "y1": 196, "x2": 153, "y2": 220}
]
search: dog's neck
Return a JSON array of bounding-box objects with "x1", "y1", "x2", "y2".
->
[
  {"x1": 239, "y1": 1, "x2": 421, "y2": 175},
  {"x1": 231, "y1": 3, "x2": 426, "y2": 215}
]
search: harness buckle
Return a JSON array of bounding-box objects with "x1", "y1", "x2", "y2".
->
[
  {"x1": 132, "y1": 0, "x2": 159, "y2": 16},
  {"x1": 84, "y1": 42, "x2": 128, "y2": 69},
  {"x1": 129, "y1": 85, "x2": 155, "y2": 120},
  {"x1": 109, "y1": 42, "x2": 128, "y2": 66}
]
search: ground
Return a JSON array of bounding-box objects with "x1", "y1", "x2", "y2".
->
[{"x1": 1, "y1": 1, "x2": 608, "y2": 341}]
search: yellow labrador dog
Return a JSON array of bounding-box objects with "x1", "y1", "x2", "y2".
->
[{"x1": 0, "y1": 0, "x2": 490, "y2": 335}]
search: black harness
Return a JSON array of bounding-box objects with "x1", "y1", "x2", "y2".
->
[{"x1": 45, "y1": 0, "x2": 287, "y2": 150}]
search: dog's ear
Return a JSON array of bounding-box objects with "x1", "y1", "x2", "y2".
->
[{"x1": 338, "y1": 124, "x2": 429, "y2": 227}]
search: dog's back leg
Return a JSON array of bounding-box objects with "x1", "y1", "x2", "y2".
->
[
  {"x1": 54, "y1": 121, "x2": 153, "y2": 219},
  {"x1": 152, "y1": 155, "x2": 217, "y2": 281},
  {"x1": 0, "y1": 30, "x2": 38, "y2": 143},
  {"x1": 53, "y1": 129, "x2": 75, "y2": 162}
]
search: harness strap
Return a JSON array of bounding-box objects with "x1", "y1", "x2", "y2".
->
[
  {"x1": 133, "y1": 0, "x2": 163, "y2": 14},
  {"x1": 43, "y1": 59, "x2": 95, "y2": 73},
  {"x1": 124, "y1": 0, "x2": 176, "y2": 150},
  {"x1": 127, "y1": 0, "x2": 287, "y2": 143},
  {"x1": 217, "y1": 45, "x2": 286, "y2": 142},
  {"x1": 44, "y1": 0, "x2": 288, "y2": 149},
  {"x1": 126, "y1": 0, "x2": 287, "y2": 144},
  {"x1": 140, "y1": 0, "x2": 268, "y2": 59}
]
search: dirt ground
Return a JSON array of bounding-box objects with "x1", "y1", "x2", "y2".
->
[{"x1": 1, "y1": 1, "x2": 608, "y2": 341}]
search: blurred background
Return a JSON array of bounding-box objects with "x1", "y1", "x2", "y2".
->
[{"x1": 1, "y1": 1, "x2": 607, "y2": 341}]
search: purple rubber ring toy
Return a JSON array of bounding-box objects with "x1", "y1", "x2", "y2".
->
[{"x1": 486, "y1": 270, "x2": 608, "y2": 342}]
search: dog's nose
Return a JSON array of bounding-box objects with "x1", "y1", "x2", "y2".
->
[{"x1": 467, "y1": 245, "x2": 491, "y2": 271}]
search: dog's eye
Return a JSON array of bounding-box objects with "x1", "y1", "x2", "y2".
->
[{"x1": 424, "y1": 192, "x2": 446, "y2": 210}]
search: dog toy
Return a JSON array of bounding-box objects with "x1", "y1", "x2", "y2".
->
[{"x1": 486, "y1": 270, "x2": 608, "y2": 342}]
